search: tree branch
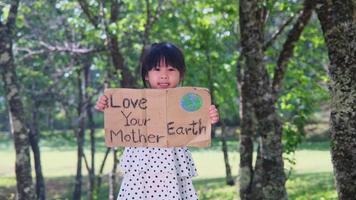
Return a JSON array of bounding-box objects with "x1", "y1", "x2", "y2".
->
[
  {"x1": 39, "y1": 41, "x2": 105, "y2": 54},
  {"x1": 82, "y1": 151, "x2": 91, "y2": 173},
  {"x1": 153, "y1": 0, "x2": 164, "y2": 23},
  {"x1": 271, "y1": 0, "x2": 316, "y2": 97},
  {"x1": 16, "y1": 48, "x2": 45, "y2": 60},
  {"x1": 143, "y1": 0, "x2": 164, "y2": 43},
  {"x1": 263, "y1": 14, "x2": 296, "y2": 51},
  {"x1": 96, "y1": 147, "x2": 111, "y2": 189},
  {"x1": 17, "y1": 42, "x2": 105, "y2": 60},
  {"x1": 77, "y1": 0, "x2": 99, "y2": 28},
  {"x1": 6, "y1": 0, "x2": 20, "y2": 32}
]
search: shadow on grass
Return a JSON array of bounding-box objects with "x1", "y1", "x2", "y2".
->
[
  {"x1": 287, "y1": 172, "x2": 337, "y2": 200},
  {"x1": 0, "y1": 175, "x2": 122, "y2": 200},
  {"x1": 194, "y1": 177, "x2": 238, "y2": 200}
]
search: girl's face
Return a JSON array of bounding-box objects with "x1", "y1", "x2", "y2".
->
[{"x1": 145, "y1": 59, "x2": 181, "y2": 89}]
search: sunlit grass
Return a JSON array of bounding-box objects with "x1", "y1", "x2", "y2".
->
[{"x1": 0, "y1": 148, "x2": 332, "y2": 178}]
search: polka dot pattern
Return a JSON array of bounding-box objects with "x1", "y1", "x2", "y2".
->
[
  {"x1": 118, "y1": 147, "x2": 198, "y2": 199},
  {"x1": 119, "y1": 147, "x2": 197, "y2": 177},
  {"x1": 118, "y1": 171, "x2": 198, "y2": 200}
]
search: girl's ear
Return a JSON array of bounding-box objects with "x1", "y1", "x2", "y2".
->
[
  {"x1": 179, "y1": 74, "x2": 184, "y2": 86},
  {"x1": 180, "y1": 73, "x2": 185, "y2": 81}
]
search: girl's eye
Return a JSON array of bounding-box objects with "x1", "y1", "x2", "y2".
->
[
  {"x1": 154, "y1": 67, "x2": 160, "y2": 71},
  {"x1": 168, "y1": 68, "x2": 176, "y2": 71}
]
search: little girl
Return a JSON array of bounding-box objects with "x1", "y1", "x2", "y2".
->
[{"x1": 95, "y1": 42, "x2": 219, "y2": 200}]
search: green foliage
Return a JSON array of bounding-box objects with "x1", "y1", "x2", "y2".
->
[
  {"x1": 1, "y1": 0, "x2": 330, "y2": 133},
  {"x1": 150, "y1": 0, "x2": 240, "y2": 124},
  {"x1": 0, "y1": 1, "x2": 12, "y2": 24},
  {"x1": 275, "y1": 17, "x2": 329, "y2": 158}
]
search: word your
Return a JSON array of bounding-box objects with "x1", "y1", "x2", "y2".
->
[
  {"x1": 121, "y1": 111, "x2": 151, "y2": 126},
  {"x1": 109, "y1": 129, "x2": 164, "y2": 144},
  {"x1": 167, "y1": 119, "x2": 206, "y2": 135},
  {"x1": 109, "y1": 95, "x2": 147, "y2": 110}
]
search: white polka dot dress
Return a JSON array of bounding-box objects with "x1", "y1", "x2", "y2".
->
[{"x1": 117, "y1": 147, "x2": 198, "y2": 200}]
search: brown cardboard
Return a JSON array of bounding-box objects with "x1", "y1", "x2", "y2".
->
[{"x1": 104, "y1": 87, "x2": 211, "y2": 147}]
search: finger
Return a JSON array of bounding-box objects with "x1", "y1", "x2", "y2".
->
[
  {"x1": 100, "y1": 95, "x2": 108, "y2": 101},
  {"x1": 99, "y1": 101, "x2": 107, "y2": 107},
  {"x1": 100, "y1": 97, "x2": 108, "y2": 103},
  {"x1": 99, "y1": 97, "x2": 108, "y2": 105},
  {"x1": 209, "y1": 106, "x2": 218, "y2": 112},
  {"x1": 212, "y1": 117, "x2": 219, "y2": 124},
  {"x1": 96, "y1": 102, "x2": 107, "y2": 110},
  {"x1": 95, "y1": 105, "x2": 103, "y2": 111},
  {"x1": 210, "y1": 112, "x2": 219, "y2": 117},
  {"x1": 211, "y1": 114, "x2": 218, "y2": 119},
  {"x1": 99, "y1": 99, "x2": 109, "y2": 107},
  {"x1": 209, "y1": 110, "x2": 218, "y2": 115},
  {"x1": 211, "y1": 119, "x2": 218, "y2": 124},
  {"x1": 96, "y1": 101, "x2": 104, "y2": 108}
]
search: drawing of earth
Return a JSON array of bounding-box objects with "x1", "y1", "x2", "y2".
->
[{"x1": 180, "y1": 93, "x2": 203, "y2": 112}]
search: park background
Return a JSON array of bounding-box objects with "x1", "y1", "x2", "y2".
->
[{"x1": 1, "y1": 0, "x2": 355, "y2": 200}]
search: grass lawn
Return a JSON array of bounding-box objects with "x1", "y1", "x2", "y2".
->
[
  {"x1": 0, "y1": 131, "x2": 336, "y2": 199},
  {"x1": 0, "y1": 147, "x2": 332, "y2": 178}
]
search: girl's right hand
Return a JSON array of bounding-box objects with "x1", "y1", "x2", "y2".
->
[{"x1": 95, "y1": 95, "x2": 108, "y2": 112}]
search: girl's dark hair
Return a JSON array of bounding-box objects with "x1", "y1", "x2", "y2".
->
[{"x1": 141, "y1": 42, "x2": 186, "y2": 87}]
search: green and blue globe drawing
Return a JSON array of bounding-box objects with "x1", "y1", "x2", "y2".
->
[{"x1": 180, "y1": 93, "x2": 203, "y2": 112}]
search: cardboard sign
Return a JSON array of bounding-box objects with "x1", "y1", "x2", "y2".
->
[{"x1": 104, "y1": 87, "x2": 211, "y2": 147}]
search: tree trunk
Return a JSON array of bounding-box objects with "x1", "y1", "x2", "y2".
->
[
  {"x1": 29, "y1": 98, "x2": 46, "y2": 200},
  {"x1": 96, "y1": 147, "x2": 111, "y2": 191},
  {"x1": 238, "y1": 59, "x2": 257, "y2": 199},
  {"x1": 315, "y1": 1, "x2": 356, "y2": 199},
  {"x1": 0, "y1": 0, "x2": 36, "y2": 199},
  {"x1": 238, "y1": 0, "x2": 287, "y2": 199},
  {"x1": 73, "y1": 69, "x2": 85, "y2": 200},
  {"x1": 109, "y1": 148, "x2": 119, "y2": 200},
  {"x1": 84, "y1": 60, "x2": 96, "y2": 200},
  {"x1": 252, "y1": 94, "x2": 286, "y2": 200},
  {"x1": 221, "y1": 121, "x2": 235, "y2": 185}
]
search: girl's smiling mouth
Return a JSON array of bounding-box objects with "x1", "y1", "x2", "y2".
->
[{"x1": 158, "y1": 82, "x2": 170, "y2": 88}]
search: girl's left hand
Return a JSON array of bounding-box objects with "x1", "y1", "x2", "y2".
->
[{"x1": 209, "y1": 105, "x2": 219, "y2": 124}]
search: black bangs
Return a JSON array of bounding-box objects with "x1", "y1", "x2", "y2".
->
[{"x1": 141, "y1": 42, "x2": 186, "y2": 87}]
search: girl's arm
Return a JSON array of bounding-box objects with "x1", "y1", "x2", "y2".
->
[{"x1": 209, "y1": 105, "x2": 219, "y2": 124}]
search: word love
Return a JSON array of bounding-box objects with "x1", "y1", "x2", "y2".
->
[{"x1": 109, "y1": 95, "x2": 147, "y2": 110}]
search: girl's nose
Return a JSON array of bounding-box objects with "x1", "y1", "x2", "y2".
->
[
  {"x1": 160, "y1": 74, "x2": 168, "y2": 79},
  {"x1": 160, "y1": 70, "x2": 168, "y2": 79}
]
